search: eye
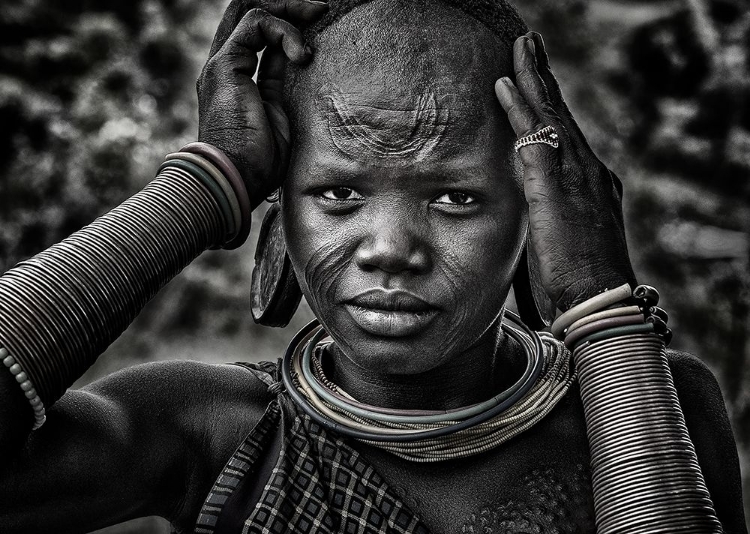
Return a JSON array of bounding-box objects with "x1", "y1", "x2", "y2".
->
[
  {"x1": 433, "y1": 192, "x2": 477, "y2": 205},
  {"x1": 320, "y1": 187, "x2": 364, "y2": 201}
]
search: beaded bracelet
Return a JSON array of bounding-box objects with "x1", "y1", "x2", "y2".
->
[{"x1": 1, "y1": 347, "x2": 46, "y2": 430}]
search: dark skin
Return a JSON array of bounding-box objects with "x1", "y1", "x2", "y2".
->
[{"x1": 0, "y1": 1, "x2": 746, "y2": 533}]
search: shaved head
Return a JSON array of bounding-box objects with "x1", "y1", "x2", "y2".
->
[{"x1": 284, "y1": 0, "x2": 527, "y2": 170}]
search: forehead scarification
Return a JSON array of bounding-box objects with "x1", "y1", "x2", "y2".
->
[{"x1": 320, "y1": 84, "x2": 452, "y2": 162}]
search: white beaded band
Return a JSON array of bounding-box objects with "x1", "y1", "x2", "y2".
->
[
  {"x1": 513, "y1": 125, "x2": 560, "y2": 152},
  {"x1": 1, "y1": 347, "x2": 46, "y2": 430}
]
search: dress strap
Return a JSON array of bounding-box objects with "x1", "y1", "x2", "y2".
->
[{"x1": 194, "y1": 399, "x2": 282, "y2": 534}]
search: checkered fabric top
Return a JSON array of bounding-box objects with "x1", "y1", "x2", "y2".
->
[{"x1": 193, "y1": 362, "x2": 431, "y2": 534}]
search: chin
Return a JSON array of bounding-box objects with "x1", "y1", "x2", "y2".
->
[
  {"x1": 321, "y1": 310, "x2": 459, "y2": 375},
  {"x1": 338, "y1": 335, "x2": 448, "y2": 375}
]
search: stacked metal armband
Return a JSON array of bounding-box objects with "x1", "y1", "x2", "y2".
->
[
  {"x1": 0, "y1": 143, "x2": 250, "y2": 429},
  {"x1": 552, "y1": 284, "x2": 721, "y2": 533}
]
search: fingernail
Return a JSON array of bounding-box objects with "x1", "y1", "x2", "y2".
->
[
  {"x1": 525, "y1": 38, "x2": 536, "y2": 61},
  {"x1": 495, "y1": 77, "x2": 513, "y2": 100}
]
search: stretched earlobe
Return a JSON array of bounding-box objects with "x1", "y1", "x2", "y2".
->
[
  {"x1": 251, "y1": 202, "x2": 302, "y2": 327},
  {"x1": 511, "y1": 237, "x2": 557, "y2": 331}
]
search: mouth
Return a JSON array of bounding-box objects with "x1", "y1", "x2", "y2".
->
[{"x1": 344, "y1": 289, "x2": 439, "y2": 337}]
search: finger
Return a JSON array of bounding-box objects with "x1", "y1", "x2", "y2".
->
[
  {"x1": 528, "y1": 31, "x2": 589, "y2": 146},
  {"x1": 495, "y1": 77, "x2": 560, "y2": 193},
  {"x1": 257, "y1": 48, "x2": 292, "y2": 169},
  {"x1": 527, "y1": 33, "x2": 561, "y2": 108},
  {"x1": 512, "y1": 35, "x2": 561, "y2": 131},
  {"x1": 257, "y1": 47, "x2": 288, "y2": 104},
  {"x1": 494, "y1": 77, "x2": 544, "y2": 141},
  {"x1": 264, "y1": 100, "x2": 291, "y2": 167},
  {"x1": 221, "y1": 9, "x2": 311, "y2": 76},
  {"x1": 209, "y1": 0, "x2": 328, "y2": 59}
]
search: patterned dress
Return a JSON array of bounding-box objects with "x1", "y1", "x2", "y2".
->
[{"x1": 193, "y1": 361, "x2": 431, "y2": 534}]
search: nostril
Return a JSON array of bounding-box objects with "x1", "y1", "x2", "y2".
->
[{"x1": 354, "y1": 233, "x2": 430, "y2": 274}]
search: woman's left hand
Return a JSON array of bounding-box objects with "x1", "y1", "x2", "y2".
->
[{"x1": 494, "y1": 32, "x2": 637, "y2": 312}]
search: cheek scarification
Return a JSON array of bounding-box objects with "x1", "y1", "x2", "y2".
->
[
  {"x1": 302, "y1": 237, "x2": 358, "y2": 321},
  {"x1": 323, "y1": 88, "x2": 451, "y2": 163}
]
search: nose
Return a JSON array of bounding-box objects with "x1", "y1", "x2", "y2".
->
[{"x1": 354, "y1": 215, "x2": 431, "y2": 275}]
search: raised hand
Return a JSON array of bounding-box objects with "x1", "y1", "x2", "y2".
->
[
  {"x1": 196, "y1": 0, "x2": 328, "y2": 208},
  {"x1": 494, "y1": 32, "x2": 637, "y2": 312}
]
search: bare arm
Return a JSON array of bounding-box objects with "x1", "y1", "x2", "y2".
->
[
  {"x1": 0, "y1": 360, "x2": 271, "y2": 534},
  {"x1": 0, "y1": 2, "x2": 326, "y2": 531}
]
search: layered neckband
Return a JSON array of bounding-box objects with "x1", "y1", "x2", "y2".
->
[{"x1": 281, "y1": 312, "x2": 575, "y2": 462}]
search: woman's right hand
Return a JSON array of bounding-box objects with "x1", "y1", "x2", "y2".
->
[{"x1": 197, "y1": 0, "x2": 328, "y2": 208}]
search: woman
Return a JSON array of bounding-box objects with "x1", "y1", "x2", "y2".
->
[{"x1": 0, "y1": 0, "x2": 746, "y2": 533}]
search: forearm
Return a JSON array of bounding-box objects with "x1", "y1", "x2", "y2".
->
[{"x1": 0, "y1": 168, "x2": 226, "y2": 452}]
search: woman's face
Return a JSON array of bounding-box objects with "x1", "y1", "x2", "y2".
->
[{"x1": 281, "y1": 6, "x2": 527, "y2": 375}]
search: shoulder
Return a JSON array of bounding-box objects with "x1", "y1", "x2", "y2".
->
[
  {"x1": 664, "y1": 348, "x2": 731, "y2": 456},
  {"x1": 667, "y1": 348, "x2": 719, "y2": 384},
  {"x1": 80, "y1": 359, "x2": 279, "y2": 484},
  {"x1": 665, "y1": 349, "x2": 747, "y2": 533},
  {"x1": 665, "y1": 348, "x2": 727, "y2": 417},
  {"x1": 77, "y1": 359, "x2": 279, "y2": 462},
  {"x1": 114, "y1": 359, "x2": 280, "y2": 528},
  {"x1": 82, "y1": 359, "x2": 277, "y2": 417}
]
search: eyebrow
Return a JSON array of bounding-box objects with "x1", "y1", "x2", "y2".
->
[{"x1": 303, "y1": 156, "x2": 500, "y2": 188}]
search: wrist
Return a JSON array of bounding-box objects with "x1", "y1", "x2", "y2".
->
[
  {"x1": 175, "y1": 142, "x2": 252, "y2": 249},
  {"x1": 555, "y1": 267, "x2": 637, "y2": 313}
]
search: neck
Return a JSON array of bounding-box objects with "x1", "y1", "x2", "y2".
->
[{"x1": 324, "y1": 322, "x2": 527, "y2": 411}]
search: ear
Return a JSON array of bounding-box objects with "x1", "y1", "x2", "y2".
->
[
  {"x1": 251, "y1": 202, "x2": 303, "y2": 327},
  {"x1": 511, "y1": 237, "x2": 557, "y2": 330}
]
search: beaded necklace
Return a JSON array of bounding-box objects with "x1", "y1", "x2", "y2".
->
[{"x1": 282, "y1": 312, "x2": 575, "y2": 462}]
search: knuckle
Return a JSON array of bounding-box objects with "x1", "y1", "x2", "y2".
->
[
  {"x1": 201, "y1": 55, "x2": 221, "y2": 78},
  {"x1": 515, "y1": 67, "x2": 535, "y2": 85},
  {"x1": 519, "y1": 122, "x2": 546, "y2": 139},
  {"x1": 229, "y1": 0, "x2": 251, "y2": 11},
  {"x1": 505, "y1": 102, "x2": 523, "y2": 120},
  {"x1": 506, "y1": 104, "x2": 536, "y2": 133},
  {"x1": 539, "y1": 103, "x2": 559, "y2": 120},
  {"x1": 247, "y1": 7, "x2": 271, "y2": 21}
]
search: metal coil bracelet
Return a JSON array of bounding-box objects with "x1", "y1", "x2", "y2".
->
[
  {"x1": 0, "y1": 169, "x2": 224, "y2": 412},
  {"x1": 575, "y1": 333, "x2": 722, "y2": 533}
]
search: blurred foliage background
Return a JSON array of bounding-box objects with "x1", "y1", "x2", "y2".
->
[{"x1": 0, "y1": 0, "x2": 748, "y2": 532}]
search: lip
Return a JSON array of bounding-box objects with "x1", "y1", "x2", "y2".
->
[{"x1": 344, "y1": 289, "x2": 439, "y2": 337}]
